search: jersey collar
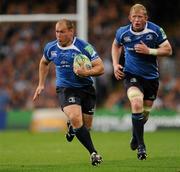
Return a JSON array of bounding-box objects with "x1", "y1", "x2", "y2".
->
[
  {"x1": 130, "y1": 22, "x2": 148, "y2": 35},
  {"x1": 57, "y1": 37, "x2": 76, "y2": 50}
]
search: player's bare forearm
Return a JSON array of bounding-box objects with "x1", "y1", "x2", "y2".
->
[
  {"x1": 111, "y1": 40, "x2": 122, "y2": 67},
  {"x1": 156, "y1": 40, "x2": 172, "y2": 56},
  {"x1": 33, "y1": 56, "x2": 50, "y2": 101},
  {"x1": 75, "y1": 58, "x2": 104, "y2": 77},
  {"x1": 134, "y1": 40, "x2": 172, "y2": 57},
  {"x1": 111, "y1": 41, "x2": 124, "y2": 80},
  {"x1": 38, "y1": 57, "x2": 50, "y2": 86},
  {"x1": 89, "y1": 58, "x2": 104, "y2": 76}
]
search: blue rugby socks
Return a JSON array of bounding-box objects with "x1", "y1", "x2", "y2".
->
[
  {"x1": 75, "y1": 125, "x2": 97, "y2": 154},
  {"x1": 132, "y1": 113, "x2": 145, "y2": 146}
]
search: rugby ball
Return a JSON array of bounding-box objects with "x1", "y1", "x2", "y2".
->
[{"x1": 73, "y1": 54, "x2": 92, "y2": 70}]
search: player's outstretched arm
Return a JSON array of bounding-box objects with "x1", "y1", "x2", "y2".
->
[{"x1": 33, "y1": 56, "x2": 50, "y2": 101}]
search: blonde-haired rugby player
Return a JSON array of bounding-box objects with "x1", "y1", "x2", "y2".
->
[{"x1": 111, "y1": 4, "x2": 172, "y2": 160}]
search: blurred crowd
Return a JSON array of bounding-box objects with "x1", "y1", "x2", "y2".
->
[{"x1": 0, "y1": 0, "x2": 179, "y2": 111}]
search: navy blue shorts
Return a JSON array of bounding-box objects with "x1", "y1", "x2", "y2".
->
[
  {"x1": 123, "y1": 72, "x2": 159, "y2": 101},
  {"x1": 56, "y1": 86, "x2": 96, "y2": 115}
]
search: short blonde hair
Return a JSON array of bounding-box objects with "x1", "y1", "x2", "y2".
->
[{"x1": 130, "y1": 4, "x2": 148, "y2": 16}]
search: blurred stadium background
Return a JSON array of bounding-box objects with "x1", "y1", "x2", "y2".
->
[{"x1": 0, "y1": 0, "x2": 180, "y2": 132}]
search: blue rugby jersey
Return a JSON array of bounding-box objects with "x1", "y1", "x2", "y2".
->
[
  {"x1": 115, "y1": 21, "x2": 167, "y2": 79},
  {"x1": 43, "y1": 37, "x2": 99, "y2": 88}
]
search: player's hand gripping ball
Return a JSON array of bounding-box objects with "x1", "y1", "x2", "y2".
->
[{"x1": 73, "y1": 54, "x2": 92, "y2": 70}]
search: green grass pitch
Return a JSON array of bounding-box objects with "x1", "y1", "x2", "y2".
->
[{"x1": 0, "y1": 130, "x2": 180, "y2": 172}]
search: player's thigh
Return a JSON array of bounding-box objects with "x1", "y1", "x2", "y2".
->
[
  {"x1": 63, "y1": 104, "x2": 82, "y2": 120},
  {"x1": 63, "y1": 104, "x2": 83, "y2": 128}
]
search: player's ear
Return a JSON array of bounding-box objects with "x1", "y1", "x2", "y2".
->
[
  {"x1": 128, "y1": 15, "x2": 132, "y2": 22},
  {"x1": 144, "y1": 14, "x2": 148, "y2": 21},
  {"x1": 69, "y1": 28, "x2": 74, "y2": 35}
]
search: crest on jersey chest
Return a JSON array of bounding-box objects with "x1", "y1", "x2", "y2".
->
[{"x1": 146, "y1": 34, "x2": 153, "y2": 40}]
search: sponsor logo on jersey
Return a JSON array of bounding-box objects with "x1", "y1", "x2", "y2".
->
[
  {"x1": 60, "y1": 60, "x2": 70, "y2": 68},
  {"x1": 127, "y1": 47, "x2": 134, "y2": 51},
  {"x1": 160, "y1": 28, "x2": 167, "y2": 39},
  {"x1": 61, "y1": 60, "x2": 68, "y2": 64},
  {"x1": 84, "y1": 44, "x2": 95, "y2": 56},
  {"x1": 124, "y1": 36, "x2": 131, "y2": 42}
]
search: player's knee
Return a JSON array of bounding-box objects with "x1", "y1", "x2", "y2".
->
[
  {"x1": 143, "y1": 107, "x2": 151, "y2": 117},
  {"x1": 142, "y1": 107, "x2": 151, "y2": 123},
  {"x1": 143, "y1": 110, "x2": 150, "y2": 116},
  {"x1": 69, "y1": 114, "x2": 83, "y2": 128},
  {"x1": 131, "y1": 100, "x2": 143, "y2": 112},
  {"x1": 127, "y1": 88, "x2": 144, "y2": 112}
]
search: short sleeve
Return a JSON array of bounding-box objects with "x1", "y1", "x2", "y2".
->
[
  {"x1": 115, "y1": 28, "x2": 124, "y2": 46},
  {"x1": 43, "y1": 43, "x2": 51, "y2": 61},
  {"x1": 156, "y1": 27, "x2": 167, "y2": 45},
  {"x1": 84, "y1": 43, "x2": 99, "y2": 61}
]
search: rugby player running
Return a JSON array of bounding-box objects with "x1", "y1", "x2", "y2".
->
[
  {"x1": 33, "y1": 19, "x2": 104, "y2": 166},
  {"x1": 111, "y1": 4, "x2": 172, "y2": 160}
]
